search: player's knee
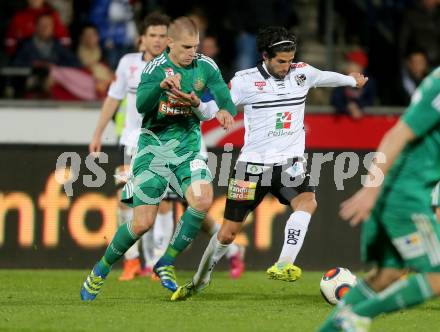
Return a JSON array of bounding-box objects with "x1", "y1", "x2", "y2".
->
[
  {"x1": 158, "y1": 200, "x2": 172, "y2": 214},
  {"x1": 307, "y1": 197, "x2": 318, "y2": 213},
  {"x1": 132, "y1": 209, "x2": 155, "y2": 235},
  {"x1": 132, "y1": 218, "x2": 154, "y2": 235},
  {"x1": 291, "y1": 193, "x2": 317, "y2": 214}
]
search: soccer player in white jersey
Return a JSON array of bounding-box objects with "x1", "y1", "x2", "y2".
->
[
  {"x1": 170, "y1": 26, "x2": 368, "y2": 300},
  {"x1": 433, "y1": 182, "x2": 440, "y2": 222},
  {"x1": 89, "y1": 13, "x2": 172, "y2": 281}
]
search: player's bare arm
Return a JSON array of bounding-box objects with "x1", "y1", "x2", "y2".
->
[
  {"x1": 340, "y1": 120, "x2": 416, "y2": 226},
  {"x1": 89, "y1": 96, "x2": 121, "y2": 154}
]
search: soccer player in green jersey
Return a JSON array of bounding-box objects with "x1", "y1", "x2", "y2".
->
[
  {"x1": 80, "y1": 16, "x2": 236, "y2": 300},
  {"x1": 318, "y1": 67, "x2": 440, "y2": 331}
]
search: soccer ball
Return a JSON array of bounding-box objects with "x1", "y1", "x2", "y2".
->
[{"x1": 320, "y1": 267, "x2": 357, "y2": 305}]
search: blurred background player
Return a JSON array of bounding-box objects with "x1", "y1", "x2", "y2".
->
[
  {"x1": 433, "y1": 182, "x2": 440, "y2": 222},
  {"x1": 88, "y1": 12, "x2": 171, "y2": 281},
  {"x1": 197, "y1": 30, "x2": 246, "y2": 278},
  {"x1": 318, "y1": 67, "x2": 440, "y2": 331},
  {"x1": 191, "y1": 137, "x2": 245, "y2": 279}
]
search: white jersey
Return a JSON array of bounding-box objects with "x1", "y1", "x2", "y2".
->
[
  {"x1": 108, "y1": 52, "x2": 147, "y2": 148},
  {"x1": 433, "y1": 182, "x2": 439, "y2": 207},
  {"x1": 228, "y1": 62, "x2": 356, "y2": 164}
]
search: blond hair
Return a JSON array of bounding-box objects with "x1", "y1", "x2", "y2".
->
[{"x1": 168, "y1": 16, "x2": 198, "y2": 40}]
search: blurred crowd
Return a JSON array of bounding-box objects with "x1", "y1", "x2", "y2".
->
[
  {"x1": 0, "y1": 0, "x2": 438, "y2": 112},
  {"x1": 326, "y1": 0, "x2": 439, "y2": 113}
]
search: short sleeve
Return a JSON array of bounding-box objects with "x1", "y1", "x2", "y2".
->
[
  {"x1": 402, "y1": 78, "x2": 440, "y2": 137},
  {"x1": 432, "y1": 182, "x2": 440, "y2": 207},
  {"x1": 108, "y1": 56, "x2": 128, "y2": 100},
  {"x1": 229, "y1": 76, "x2": 245, "y2": 106}
]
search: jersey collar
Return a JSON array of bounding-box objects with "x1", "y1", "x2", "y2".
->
[
  {"x1": 257, "y1": 62, "x2": 291, "y2": 80},
  {"x1": 257, "y1": 62, "x2": 270, "y2": 80}
]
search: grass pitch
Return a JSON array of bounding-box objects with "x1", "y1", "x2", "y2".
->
[{"x1": 0, "y1": 270, "x2": 439, "y2": 332}]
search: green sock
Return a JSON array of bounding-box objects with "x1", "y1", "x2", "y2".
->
[
  {"x1": 343, "y1": 279, "x2": 377, "y2": 305},
  {"x1": 317, "y1": 279, "x2": 377, "y2": 332},
  {"x1": 162, "y1": 207, "x2": 206, "y2": 264},
  {"x1": 353, "y1": 273, "x2": 434, "y2": 318},
  {"x1": 98, "y1": 222, "x2": 139, "y2": 275}
]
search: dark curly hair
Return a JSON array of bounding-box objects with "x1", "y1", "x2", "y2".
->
[{"x1": 256, "y1": 26, "x2": 296, "y2": 59}]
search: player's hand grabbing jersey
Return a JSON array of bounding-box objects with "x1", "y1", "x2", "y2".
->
[{"x1": 136, "y1": 51, "x2": 236, "y2": 156}]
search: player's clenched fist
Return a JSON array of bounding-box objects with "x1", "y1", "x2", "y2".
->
[
  {"x1": 160, "y1": 73, "x2": 182, "y2": 90},
  {"x1": 349, "y1": 72, "x2": 369, "y2": 88},
  {"x1": 167, "y1": 88, "x2": 201, "y2": 107}
]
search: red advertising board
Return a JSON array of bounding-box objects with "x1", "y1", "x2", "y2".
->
[{"x1": 202, "y1": 114, "x2": 399, "y2": 149}]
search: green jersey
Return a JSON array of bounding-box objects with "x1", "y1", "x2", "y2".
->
[
  {"x1": 136, "y1": 51, "x2": 236, "y2": 156},
  {"x1": 380, "y1": 67, "x2": 440, "y2": 213}
]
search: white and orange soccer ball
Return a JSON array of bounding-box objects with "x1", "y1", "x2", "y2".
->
[{"x1": 320, "y1": 267, "x2": 357, "y2": 305}]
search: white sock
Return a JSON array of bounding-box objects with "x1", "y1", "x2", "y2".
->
[
  {"x1": 225, "y1": 243, "x2": 240, "y2": 259},
  {"x1": 193, "y1": 233, "x2": 229, "y2": 287},
  {"x1": 207, "y1": 222, "x2": 220, "y2": 236},
  {"x1": 125, "y1": 241, "x2": 140, "y2": 260},
  {"x1": 141, "y1": 225, "x2": 155, "y2": 268},
  {"x1": 153, "y1": 211, "x2": 174, "y2": 265},
  {"x1": 278, "y1": 211, "x2": 311, "y2": 264}
]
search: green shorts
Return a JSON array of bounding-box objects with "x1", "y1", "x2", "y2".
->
[
  {"x1": 362, "y1": 206, "x2": 440, "y2": 272},
  {"x1": 121, "y1": 151, "x2": 212, "y2": 207}
]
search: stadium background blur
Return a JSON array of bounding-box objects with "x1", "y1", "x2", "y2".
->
[{"x1": 0, "y1": 0, "x2": 439, "y2": 271}]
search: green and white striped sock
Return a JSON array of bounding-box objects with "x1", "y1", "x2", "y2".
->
[
  {"x1": 353, "y1": 273, "x2": 434, "y2": 318},
  {"x1": 99, "y1": 221, "x2": 139, "y2": 274},
  {"x1": 161, "y1": 207, "x2": 206, "y2": 264}
]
